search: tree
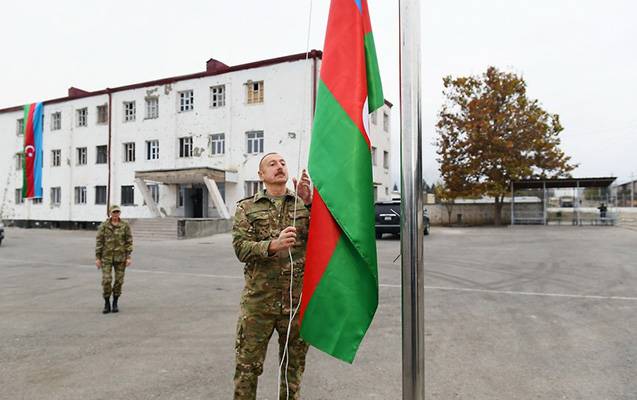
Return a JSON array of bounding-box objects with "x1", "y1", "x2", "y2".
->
[{"x1": 436, "y1": 67, "x2": 576, "y2": 225}]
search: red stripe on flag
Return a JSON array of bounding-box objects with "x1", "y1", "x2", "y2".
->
[
  {"x1": 362, "y1": 0, "x2": 372, "y2": 34},
  {"x1": 320, "y1": 0, "x2": 370, "y2": 147},
  {"x1": 24, "y1": 103, "x2": 36, "y2": 198},
  {"x1": 300, "y1": 190, "x2": 341, "y2": 321}
]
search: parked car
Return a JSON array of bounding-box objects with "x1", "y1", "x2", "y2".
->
[
  {"x1": 0, "y1": 222, "x2": 4, "y2": 246},
  {"x1": 375, "y1": 200, "x2": 430, "y2": 239}
]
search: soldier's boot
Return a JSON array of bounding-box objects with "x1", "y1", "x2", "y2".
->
[
  {"x1": 112, "y1": 296, "x2": 119, "y2": 313},
  {"x1": 102, "y1": 298, "x2": 111, "y2": 314}
]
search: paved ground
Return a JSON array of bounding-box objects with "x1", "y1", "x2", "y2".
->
[{"x1": 0, "y1": 225, "x2": 636, "y2": 400}]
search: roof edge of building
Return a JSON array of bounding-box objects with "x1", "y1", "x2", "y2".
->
[{"x1": 0, "y1": 50, "x2": 323, "y2": 115}]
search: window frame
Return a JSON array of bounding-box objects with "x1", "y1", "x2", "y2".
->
[
  {"x1": 51, "y1": 187, "x2": 61, "y2": 205},
  {"x1": 121, "y1": 185, "x2": 135, "y2": 206},
  {"x1": 210, "y1": 85, "x2": 226, "y2": 108},
  {"x1": 245, "y1": 131, "x2": 264, "y2": 154},
  {"x1": 96, "y1": 145, "x2": 108, "y2": 164},
  {"x1": 209, "y1": 133, "x2": 225, "y2": 155},
  {"x1": 246, "y1": 80, "x2": 264, "y2": 104},
  {"x1": 51, "y1": 112, "x2": 62, "y2": 130},
  {"x1": 123, "y1": 142, "x2": 136, "y2": 163},
  {"x1": 74, "y1": 186, "x2": 87, "y2": 204},
  {"x1": 51, "y1": 149, "x2": 61, "y2": 167},
  {"x1": 146, "y1": 140, "x2": 160, "y2": 160},
  {"x1": 145, "y1": 97, "x2": 159, "y2": 119},
  {"x1": 95, "y1": 185, "x2": 107, "y2": 205},
  {"x1": 123, "y1": 101, "x2": 136, "y2": 122},
  {"x1": 76, "y1": 147, "x2": 87, "y2": 165},
  {"x1": 179, "y1": 90, "x2": 194, "y2": 112},
  {"x1": 179, "y1": 137, "x2": 193, "y2": 158},
  {"x1": 96, "y1": 105, "x2": 108, "y2": 124},
  {"x1": 76, "y1": 108, "x2": 88, "y2": 127}
]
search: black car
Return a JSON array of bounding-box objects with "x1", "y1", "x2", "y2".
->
[{"x1": 375, "y1": 200, "x2": 430, "y2": 239}]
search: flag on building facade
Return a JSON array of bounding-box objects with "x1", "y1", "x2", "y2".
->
[
  {"x1": 300, "y1": 0, "x2": 384, "y2": 363},
  {"x1": 22, "y1": 102, "x2": 44, "y2": 199}
]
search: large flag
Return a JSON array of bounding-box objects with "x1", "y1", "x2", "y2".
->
[
  {"x1": 300, "y1": 0, "x2": 384, "y2": 363},
  {"x1": 22, "y1": 102, "x2": 44, "y2": 199}
]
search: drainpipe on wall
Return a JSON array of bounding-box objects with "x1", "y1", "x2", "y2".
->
[{"x1": 107, "y1": 89, "x2": 112, "y2": 217}]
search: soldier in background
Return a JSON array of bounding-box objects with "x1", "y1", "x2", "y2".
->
[
  {"x1": 232, "y1": 152, "x2": 312, "y2": 400},
  {"x1": 96, "y1": 204, "x2": 133, "y2": 314}
]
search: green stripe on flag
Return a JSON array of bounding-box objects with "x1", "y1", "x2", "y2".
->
[
  {"x1": 364, "y1": 32, "x2": 384, "y2": 111},
  {"x1": 309, "y1": 81, "x2": 378, "y2": 271},
  {"x1": 300, "y1": 235, "x2": 379, "y2": 363}
]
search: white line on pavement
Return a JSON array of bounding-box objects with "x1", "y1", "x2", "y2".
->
[{"x1": 3, "y1": 258, "x2": 637, "y2": 301}]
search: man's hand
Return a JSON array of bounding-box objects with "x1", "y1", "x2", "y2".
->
[
  {"x1": 96, "y1": 259, "x2": 102, "y2": 269},
  {"x1": 126, "y1": 257, "x2": 132, "y2": 267},
  {"x1": 268, "y1": 227, "x2": 297, "y2": 254},
  {"x1": 292, "y1": 169, "x2": 312, "y2": 206}
]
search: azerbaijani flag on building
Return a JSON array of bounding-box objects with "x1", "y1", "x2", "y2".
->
[
  {"x1": 22, "y1": 102, "x2": 44, "y2": 199},
  {"x1": 300, "y1": 0, "x2": 384, "y2": 363}
]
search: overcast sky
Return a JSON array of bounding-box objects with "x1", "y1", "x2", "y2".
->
[{"x1": 2, "y1": 0, "x2": 635, "y2": 186}]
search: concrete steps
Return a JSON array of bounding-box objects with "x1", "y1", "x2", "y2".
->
[{"x1": 130, "y1": 218, "x2": 178, "y2": 240}]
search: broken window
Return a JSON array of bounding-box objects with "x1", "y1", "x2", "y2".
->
[
  {"x1": 121, "y1": 185, "x2": 134, "y2": 206},
  {"x1": 51, "y1": 187, "x2": 61, "y2": 205},
  {"x1": 210, "y1": 85, "x2": 226, "y2": 108},
  {"x1": 145, "y1": 97, "x2": 159, "y2": 119},
  {"x1": 95, "y1": 186, "x2": 107, "y2": 205},
  {"x1": 124, "y1": 101, "x2": 136, "y2": 122},
  {"x1": 16, "y1": 118, "x2": 24, "y2": 135},
  {"x1": 179, "y1": 137, "x2": 193, "y2": 158},
  {"x1": 246, "y1": 131, "x2": 264, "y2": 154},
  {"x1": 74, "y1": 186, "x2": 87, "y2": 204},
  {"x1": 97, "y1": 105, "x2": 108, "y2": 124},
  {"x1": 209, "y1": 133, "x2": 225, "y2": 155},
  {"x1": 179, "y1": 90, "x2": 194, "y2": 112},
  {"x1": 96, "y1": 145, "x2": 108, "y2": 164},
  {"x1": 244, "y1": 181, "x2": 264, "y2": 197},
  {"x1": 383, "y1": 111, "x2": 390, "y2": 132},
  {"x1": 371, "y1": 146, "x2": 377, "y2": 166},
  {"x1": 15, "y1": 153, "x2": 23, "y2": 171},
  {"x1": 51, "y1": 149, "x2": 61, "y2": 167},
  {"x1": 123, "y1": 142, "x2": 136, "y2": 163},
  {"x1": 15, "y1": 188, "x2": 24, "y2": 204},
  {"x1": 76, "y1": 108, "x2": 88, "y2": 127},
  {"x1": 246, "y1": 80, "x2": 264, "y2": 104},
  {"x1": 51, "y1": 112, "x2": 62, "y2": 130},
  {"x1": 146, "y1": 140, "x2": 159, "y2": 160},
  {"x1": 76, "y1": 147, "x2": 87, "y2": 165},
  {"x1": 383, "y1": 150, "x2": 389, "y2": 169}
]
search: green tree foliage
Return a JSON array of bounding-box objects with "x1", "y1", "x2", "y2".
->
[{"x1": 436, "y1": 67, "x2": 577, "y2": 225}]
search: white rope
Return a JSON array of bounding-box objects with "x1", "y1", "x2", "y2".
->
[{"x1": 277, "y1": 0, "x2": 314, "y2": 399}]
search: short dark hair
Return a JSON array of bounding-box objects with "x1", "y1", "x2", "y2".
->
[{"x1": 258, "y1": 152, "x2": 282, "y2": 171}]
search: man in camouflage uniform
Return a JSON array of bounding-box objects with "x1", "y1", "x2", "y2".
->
[
  {"x1": 232, "y1": 152, "x2": 312, "y2": 400},
  {"x1": 95, "y1": 204, "x2": 133, "y2": 314}
]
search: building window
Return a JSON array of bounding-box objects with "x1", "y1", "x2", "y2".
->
[
  {"x1": 123, "y1": 142, "x2": 136, "y2": 163},
  {"x1": 179, "y1": 137, "x2": 193, "y2": 158},
  {"x1": 74, "y1": 186, "x2": 87, "y2": 204},
  {"x1": 96, "y1": 145, "x2": 108, "y2": 164},
  {"x1": 17, "y1": 118, "x2": 25, "y2": 135},
  {"x1": 76, "y1": 108, "x2": 88, "y2": 127},
  {"x1": 124, "y1": 101, "x2": 136, "y2": 122},
  {"x1": 51, "y1": 149, "x2": 61, "y2": 167},
  {"x1": 145, "y1": 97, "x2": 159, "y2": 119},
  {"x1": 32, "y1": 197, "x2": 42, "y2": 205},
  {"x1": 373, "y1": 186, "x2": 378, "y2": 202},
  {"x1": 383, "y1": 151, "x2": 389, "y2": 169},
  {"x1": 383, "y1": 111, "x2": 390, "y2": 132},
  {"x1": 146, "y1": 140, "x2": 159, "y2": 160},
  {"x1": 244, "y1": 181, "x2": 263, "y2": 197},
  {"x1": 97, "y1": 105, "x2": 108, "y2": 124},
  {"x1": 179, "y1": 90, "x2": 194, "y2": 112},
  {"x1": 15, "y1": 188, "x2": 23, "y2": 204},
  {"x1": 51, "y1": 112, "x2": 61, "y2": 130},
  {"x1": 15, "y1": 153, "x2": 23, "y2": 171},
  {"x1": 210, "y1": 85, "x2": 226, "y2": 108},
  {"x1": 76, "y1": 147, "x2": 87, "y2": 165},
  {"x1": 147, "y1": 184, "x2": 159, "y2": 204},
  {"x1": 371, "y1": 111, "x2": 378, "y2": 125},
  {"x1": 385, "y1": 187, "x2": 389, "y2": 196},
  {"x1": 371, "y1": 146, "x2": 377, "y2": 166},
  {"x1": 95, "y1": 186, "x2": 107, "y2": 205},
  {"x1": 121, "y1": 185, "x2": 134, "y2": 206},
  {"x1": 209, "y1": 133, "x2": 225, "y2": 155},
  {"x1": 51, "y1": 187, "x2": 61, "y2": 205},
  {"x1": 246, "y1": 80, "x2": 264, "y2": 104},
  {"x1": 246, "y1": 131, "x2": 264, "y2": 154}
]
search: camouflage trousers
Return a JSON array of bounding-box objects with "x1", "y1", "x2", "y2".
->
[
  {"x1": 101, "y1": 261, "x2": 126, "y2": 298},
  {"x1": 234, "y1": 310, "x2": 309, "y2": 400}
]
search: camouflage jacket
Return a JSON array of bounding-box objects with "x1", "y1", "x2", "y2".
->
[
  {"x1": 232, "y1": 189, "x2": 311, "y2": 315},
  {"x1": 95, "y1": 219, "x2": 133, "y2": 263}
]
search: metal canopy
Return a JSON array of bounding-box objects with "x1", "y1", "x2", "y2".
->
[
  {"x1": 134, "y1": 167, "x2": 226, "y2": 185},
  {"x1": 512, "y1": 177, "x2": 616, "y2": 190}
]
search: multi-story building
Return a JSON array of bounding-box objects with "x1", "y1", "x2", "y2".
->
[{"x1": 0, "y1": 51, "x2": 393, "y2": 227}]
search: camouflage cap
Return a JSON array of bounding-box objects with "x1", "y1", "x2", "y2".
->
[{"x1": 109, "y1": 204, "x2": 121, "y2": 213}]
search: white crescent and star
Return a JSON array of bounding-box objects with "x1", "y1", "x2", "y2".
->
[{"x1": 24, "y1": 145, "x2": 35, "y2": 158}]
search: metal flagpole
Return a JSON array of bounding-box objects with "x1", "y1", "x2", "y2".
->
[{"x1": 399, "y1": 0, "x2": 425, "y2": 399}]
